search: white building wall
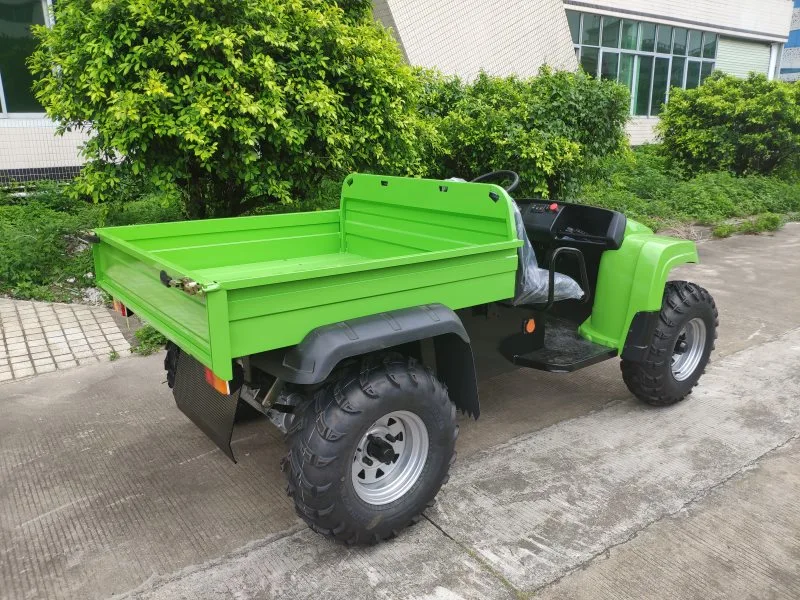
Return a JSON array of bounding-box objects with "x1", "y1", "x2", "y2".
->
[
  {"x1": 716, "y1": 38, "x2": 773, "y2": 78},
  {"x1": 626, "y1": 118, "x2": 659, "y2": 146},
  {"x1": 563, "y1": 0, "x2": 793, "y2": 42},
  {"x1": 375, "y1": 0, "x2": 578, "y2": 80},
  {"x1": 0, "y1": 120, "x2": 87, "y2": 182},
  {"x1": 568, "y1": 0, "x2": 792, "y2": 144}
]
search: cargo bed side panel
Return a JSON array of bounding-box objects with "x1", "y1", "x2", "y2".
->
[
  {"x1": 226, "y1": 247, "x2": 519, "y2": 359},
  {"x1": 94, "y1": 242, "x2": 212, "y2": 367}
]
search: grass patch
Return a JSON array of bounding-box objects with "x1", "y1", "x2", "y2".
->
[
  {"x1": 0, "y1": 181, "x2": 184, "y2": 302},
  {"x1": 712, "y1": 213, "x2": 784, "y2": 238},
  {"x1": 579, "y1": 145, "x2": 800, "y2": 233},
  {"x1": 132, "y1": 325, "x2": 168, "y2": 356}
]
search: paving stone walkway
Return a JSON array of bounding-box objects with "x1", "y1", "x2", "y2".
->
[{"x1": 0, "y1": 297, "x2": 131, "y2": 383}]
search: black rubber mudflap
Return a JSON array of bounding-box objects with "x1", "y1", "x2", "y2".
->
[{"x1": 173, "y1": 351, "x2": 240, "y2": 462}]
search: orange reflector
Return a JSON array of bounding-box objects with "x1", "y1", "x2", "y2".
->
[
  {"x1": 112, "y1": 299, "x2": 130, "y2": 317},
  {"x1": 523, "y1": 318, "x2": 536, "y2": 334},
  {"x1": 204, "y1": 367, "x2": 231, "y2": 395}
]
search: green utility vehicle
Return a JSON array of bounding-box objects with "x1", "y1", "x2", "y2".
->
[{"x1": 92, "y1": 172, "x2": 718, "y2": 544}]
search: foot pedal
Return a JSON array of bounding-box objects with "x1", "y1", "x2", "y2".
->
[{"x1": 499, "y1": 317, "x2": 617, "y2": 373}]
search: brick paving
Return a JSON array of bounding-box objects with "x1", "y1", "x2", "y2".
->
[{"x1": 0, "y1": 297, "x2": 131, "y2": 383}]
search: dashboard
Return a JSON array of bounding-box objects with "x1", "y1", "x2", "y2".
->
[{"x1": 517, "y1": 199, "x2": 627, "y2": 251}]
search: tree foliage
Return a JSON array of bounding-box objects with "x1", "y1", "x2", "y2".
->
[
  {"x1": 658, "y1": 73, "x2": 800, "y2": 177},
  {"x1": 418, "y1": 68, "x2": 630, "y2": 197},
  {"x1": 30, "y1": 0, "x2": 433, "y2": 217}
]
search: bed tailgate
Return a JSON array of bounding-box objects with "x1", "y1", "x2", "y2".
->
[{"x1": 92, "y1": 233, "x2": 216, "y2": 374}]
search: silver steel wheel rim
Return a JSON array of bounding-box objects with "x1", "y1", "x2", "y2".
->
[
  {"x1": 671, "y1": 318, "x2": 707, "y2": 382},
  {"x1": 351, "y1": 410, "x2": 429, "y2": 506}
]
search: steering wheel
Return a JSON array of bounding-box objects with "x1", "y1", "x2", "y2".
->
[{"x1": 470, "y1": 170, "x2": 520, "y2": 194}]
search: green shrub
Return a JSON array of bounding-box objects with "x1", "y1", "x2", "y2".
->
[
  {"x1": 133, "y1": 325, "x2": 168, "y2": 356},
  {"x1": 31, "y1": 0, "x2": 433, "y2": 217},
  {"x1": 740, "y1": 213, "x2": 783, "y2": 234},
  {"x1": 714, "y1": 213, "x2": 784, "y2": 238},
  {"x1": 0, "y1": 180, "x2": 184, "y2": 301},
  {"x1": 712, "y1": 223, "x2": 736, "y2": 238},
  {"x1": 582, "y1": 145, "x2": 800, "y2": 230},
  {"x1": 0, "y1": 199, "x2": 95, "y2": 301},
  {"x1": 421, "y1": 68, "x2": 630, "y2": 197},
  {"x1": 658, "y1": 73, "x2": 800, "y2": 176}
]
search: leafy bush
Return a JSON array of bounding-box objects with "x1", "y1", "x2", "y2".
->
[
  {"x1": 713, "y1": 214, "x2": 783, "y2": 238},
  {"x1": 31, "y1": 0, "x2": 433, "y2": 217},
  {"x1": 419, "y1": 68, "x2": 630, "y2": 197},
  {"x1": 658, "y1": 73, "x2": 800, "y2": 176},
  {"x1": 582, "y1": 146, "x2": 800, "y2": 230},
  {"x1": 0, "y1": 204, "x2": 88, "y2": 301},
  {"x1": 711, "y1": 223, "x2": 736, "y2": 238},
  {"x1": 132, "y1": 325, "x2": 168, "y2": 356},
  {"x1": 0, "y1": 181, "x2": 182, "y2": 301}
]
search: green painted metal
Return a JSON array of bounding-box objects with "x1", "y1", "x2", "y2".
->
[
  {"x1": 95, "y1": 174, "x2": 701, "y2": 380},
  {"x1": 578, "y1": 219, "x2": 699, "y2": 351},
  {"x1": 93, "y1": 174, "x2": 522, "y2": 380}
]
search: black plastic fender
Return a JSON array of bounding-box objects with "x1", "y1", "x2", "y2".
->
[
  {"x1": 250, "y1": 304, "x2": 480, "y2": 418},
  {"x1": 621, "y1": 310, "x2": 661, "y2": 362}
]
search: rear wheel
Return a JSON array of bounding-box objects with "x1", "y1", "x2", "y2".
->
[
  {"x1": 283, "y1": 352, "x2": 458, "y2": 544},
  {"x1": 622, "y1": 281, "x2": 718, "y2": 406}
]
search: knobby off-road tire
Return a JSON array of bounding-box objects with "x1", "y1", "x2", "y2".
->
[
  {"x1": 622, "y1": 281, "x2": 718, "y2": 407},
  {"x1": 284, "y1": 353, "x2": 458, "y2": 545}
]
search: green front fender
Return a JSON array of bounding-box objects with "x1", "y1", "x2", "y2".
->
[{"x1": 579, "y1": 220, "x2": 699, "y2": 351}]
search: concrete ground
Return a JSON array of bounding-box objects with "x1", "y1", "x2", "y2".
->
[{"x1": 1, "y1": 224, "x2": 799, "y2": 600}]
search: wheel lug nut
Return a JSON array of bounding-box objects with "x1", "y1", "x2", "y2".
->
[{"x1": 363, "y1": 457, "x2": 373, "y2": 466}]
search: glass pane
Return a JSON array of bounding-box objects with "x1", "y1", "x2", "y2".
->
[
  {"x1": 580, "y1": 47, "x2": 600, "y2": 77},
  {"x1": 619, "y1": 54, "x2": 635, "y2": 90},
  {"x1": 688, "y1": 30, "x2": 703, "y2": 57},
  {"x1": 656, "y1": 25, "x2": 673, "y2": 54},
  {"x1": 639, "y1": 22, "x2": 656, "y2": 52},
  {"x1": 602, "y1": 17, "x2": 621, "y2": 48},
  {"x1": 582, "y1": 14, "x2": 601, "y2": 46},
  {"x1": 651, "y1": 57, "x2": 669, "y2": 115},
  {"x1": 0, "y1": 0, "x2": 46, "y2": 113},
  {"x1": 703, "y1": 33, "x2": 718, "y2": 59},
  {"x1": 700, "y1": 61, "x2": 714, "y2": 83},
  {"x1": 601, "y1": 51, "x2": 620, "y2": 80},
  {"x1": 621, "y1": 20, "x2": 638, "y2": 50},
  {"x1": 566, "y1": 10, "x2": 581, "y2": 45},
  {"x1": 670, "y1": 57, "x2": 686, "y2": 88},
  {"x1": 633, "y1": 55, "x2": 654, "y2": 116},
  {"x1": 673, "y1": 28, "x2": 688, "y2": 55},
  {"x1": 686, "y1": 61, "x2": 701, "y2": 89}
]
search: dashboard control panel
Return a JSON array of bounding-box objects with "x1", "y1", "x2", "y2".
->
[{"x1": 517, "y1": 199, "x2": 627, "y2": 250}]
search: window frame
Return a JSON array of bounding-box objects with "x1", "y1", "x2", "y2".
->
[
  {"x1": 0, "y1": 0, "x2": 52, "y2": 119},
  {"x1": 567, "y1": 10, "x2": 716, "y2": 118}
]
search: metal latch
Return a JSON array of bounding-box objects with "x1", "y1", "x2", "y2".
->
[{"x1": 159, "y1": 270, "x2": 218, "y2": 296}]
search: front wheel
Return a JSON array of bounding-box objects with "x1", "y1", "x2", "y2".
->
[
  {"x1": 284, "y1": 353, "x2": 458, "y2": 544},
  {"x1": 622, "y1": 281, "x2": 718, "y2": 406}
]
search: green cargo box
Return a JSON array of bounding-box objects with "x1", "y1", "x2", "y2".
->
[{"x1": 93, "y1": 174, "x2": 523, "y2": 380}]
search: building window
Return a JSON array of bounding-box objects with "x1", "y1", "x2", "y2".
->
[
  {"x1": 566, "y1": 10, "x2": 717, "y2": 117},
  {"x1": 0, "y1": 0, "x2": 49, "y2": 117}
]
